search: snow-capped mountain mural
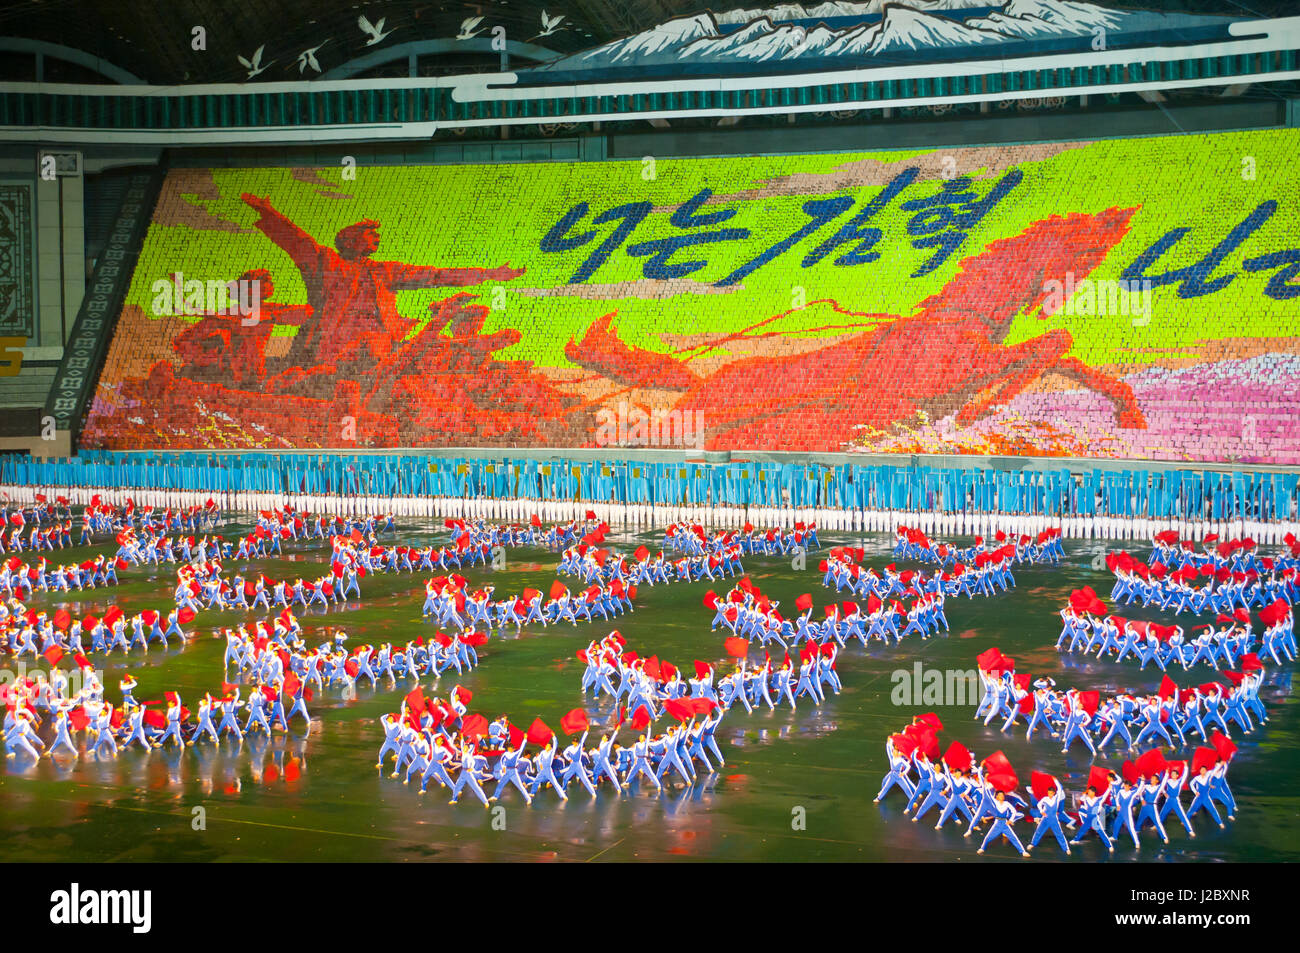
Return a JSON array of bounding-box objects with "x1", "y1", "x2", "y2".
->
[{"x1": 526, "y1": 0, "x2": 1244, "y2": 77}]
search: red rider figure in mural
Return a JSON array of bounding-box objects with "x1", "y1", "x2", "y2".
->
[{"x1": 239, "y1": 193, "x2": 524, "y2": 378}]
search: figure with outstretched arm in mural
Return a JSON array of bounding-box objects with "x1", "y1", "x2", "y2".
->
[{"x1": 239, "y1": 193, "x2": 524, "y2": 370}]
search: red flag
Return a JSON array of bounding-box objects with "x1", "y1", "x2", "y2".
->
[
  {"x1": 1136, "y1": 748, "x2": 1167, "y2": 779},
  {"x1": 724, "y1": 636, "x2": 748, "y2": 658},
  {"x1": 1030, "y1": 770, "x2": 1058, "y2": 801},
  {"x1": 915, "y1": 712, "x2": 943, "y2": 731},
  {"x1": 941, "y1": 741, "x2": 971, "y2": 772},
  {"x1": 983, "y1": 750, "x2": 1014, "y2": 776},
  {"x1": 1087, "y1": 765, "x2": 1112, "y2": 794},
  {"x1": 462, "y1": 713, "x2": 489, "y2": 741},
  {"x1": 177, "y1": 607, "x2": 196, "y2": 625},
  {"x1": 630, "y1": 706, "x2": 651, "y2": 731},
  {"x1": 1210, "y1": 730, "x2": 1238, "y2": 763},
  {"x1": 795, "y1": 593, "x2": 813, "y2": 612},
  {"x1": 560, "y1": 708, "x2": 590, "y2": 735},
  {"x1": 987, "y1": 771, "x2": 1019, "y2": 794},
  {"x1": 1191, "y1": 747, "x2": 1219, "y2": 775},
  {"x1": 42, "y1": 646, "x2": 64, "y2": 666},
  {"x1": 527, "y1": 717, "x2": 554, "y2": 745},
  {"x1": 663, "y1": 698, "x2": 695, "y2": 721},
  {"x1": 548, "y1": 580, "x2": 567, "y2": 601}
]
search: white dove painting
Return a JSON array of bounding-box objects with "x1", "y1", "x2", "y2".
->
[
  {"x1": 295, "y1": 40, "x2": 328, "y2": 74},
  {"x1": 236, "y1": 44, "x2": 272, "y2": 79},
  {"x1": 457, "y1": 16, "x2": 486, "y2": 40},
  {"x1": 358, "y1": 13, "x2": 395, "y2": 46},
  {"x1": 534, "y1": 10, "x2": 566, "y2": 39}
]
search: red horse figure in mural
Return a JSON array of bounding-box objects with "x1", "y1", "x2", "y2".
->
[{"x1": 566, "y1": 207, "x2": 1149, "y2": 452}]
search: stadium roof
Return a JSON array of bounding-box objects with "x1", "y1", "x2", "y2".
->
[{"x1": 1, "y1": 0, "x2": 1295, "y2": 86}]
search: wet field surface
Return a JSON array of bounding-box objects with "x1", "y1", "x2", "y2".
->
[{"x1": 3, "y1": 521, "x2": 1297, "y2": 862}]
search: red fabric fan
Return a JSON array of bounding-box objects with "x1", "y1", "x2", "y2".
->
[
  {"x1": 724, "y1": 636, "x2": 749, "y2": 658},
  {"x1": 560, "y1": 708, "x2": 590, "y2": 735}
]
